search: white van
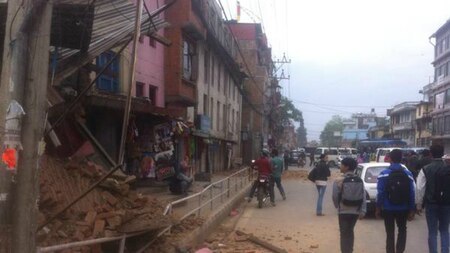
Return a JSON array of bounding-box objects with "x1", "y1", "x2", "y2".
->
[
  {"x1": 314, "y1": 147, "x2": 340, "y2": 167},
  {"x1": 375, "y1": 148, "x2": 396, "y2": 162}
]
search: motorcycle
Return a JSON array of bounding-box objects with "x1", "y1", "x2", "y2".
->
[
  {"x1": 251, "y1": 160, "x2": 271, "y2": 208},
  {"x1": 255, "y1": 174, "x2": 271, "y2": 208},
  {"x1": 298, "y1": 158, "x2": 306, "y2": 168}
]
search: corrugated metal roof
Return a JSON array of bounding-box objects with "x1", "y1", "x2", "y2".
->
[{"x1": 52, "y1": 0, "x2": 170, "y2": 86}]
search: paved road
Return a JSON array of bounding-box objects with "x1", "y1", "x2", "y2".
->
[{"x1": 235, "y1": 166, "x2": 428, "y2": 253}]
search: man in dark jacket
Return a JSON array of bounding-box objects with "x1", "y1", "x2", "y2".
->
[
  {"x1": 416, "y1": 144, "x2": 450, "y2": 253},
  {"x1": 415, "y1": 149, "x2": 433, "y2": 180},
  {"x1": 376, "y1": 149, "x2": 416, "y2": 253},
  {"x1": 313, "y1": 154, "x2": 331, "y2": 216}
]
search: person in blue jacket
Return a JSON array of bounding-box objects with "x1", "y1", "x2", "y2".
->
[{"x1": 376, "y1": 149, "x2": 415, "y2": 253}]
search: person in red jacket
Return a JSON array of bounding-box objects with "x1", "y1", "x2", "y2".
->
[{"x1": 246, "y1": 149, "x2": 275, "y2": 206}]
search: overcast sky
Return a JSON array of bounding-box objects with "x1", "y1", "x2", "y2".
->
[{"x1": 223, "y1": 0, "x2": 450, "y2": 141}]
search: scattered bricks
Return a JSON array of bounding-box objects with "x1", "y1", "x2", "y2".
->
[
  {"x1": 97, "y1": 211, "x2": 118, "y2": 220},
  {"x1": 84, "y1": 211, "x2": 97, "y2": 225},
  {"x1": 104, "y1": 230, "x2": 120, "y2": 238},
  {"x1": 75, "y1": 221, "x2": 91, "y2": 227},
  {"x1": 73, "y1": 230, "x2": 85, "y2": 241},
  {"x1": 122, "y1": 175, "x2": 137, "y2": 185},
  {"x1": 284, "y1": 236, "x2": 292, "y2": 240},
  {"x1": 92, "y1": 220, "x2": 106, "y2": 238},
  {"x1": 101, "y1": 191, "x2": 118, "y2": 206},
  {"x1": 234, "y1": 234, "x2": 248, "y2": 242},
  {"x1": 51, "y1": 220, "x2": 64, "y2": 231},
  {"x1": 106, "y1": 216, "x2": 122, "y2": 229},
  {"x1": 57, "y1": 230, "x2": 69, "y2": 238}
]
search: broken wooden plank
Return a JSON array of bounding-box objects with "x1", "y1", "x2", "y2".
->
[{"x1": 235, "y1": 230, "x2": 288, "y2": 253}]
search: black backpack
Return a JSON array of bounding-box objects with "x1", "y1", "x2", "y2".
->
[
  {"x1": 385, "y1": 169, "x2": 410, "y2": 205},
  {"x1": 340, "y1": 175, "x2": 365, "y2": 207},
  {"x1": 434, "y1": 166, "x2": 450, "y2": 205}
]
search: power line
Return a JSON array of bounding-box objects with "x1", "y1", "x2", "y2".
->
[
  {"x1": 217, "y1": 0, "x2": 269, "y2": 116},
  {"x1": 292, "y1": 99, "x2": 392, "y2": 109}
]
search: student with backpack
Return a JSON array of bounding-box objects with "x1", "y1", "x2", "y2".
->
[
  {"x1": 376, "y1": 149, "x2": 416, "y2": 253},
  {"x1": 332, "y1": 157, "x2": 366, "y2": 253},
  {"x1": 416, "y1": 144, "x2": 450, "y2": 253}
]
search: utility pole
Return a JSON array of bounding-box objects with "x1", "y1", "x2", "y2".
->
[
  {"x1": 0, "y1": 1, "x2": 25, "y2": 250},
  {"x1": 117, "y1": 0, "x2": 144, "y2": 165},
  {"x1": 3, "y1": 0, "x2": 53, "y2": 252}
]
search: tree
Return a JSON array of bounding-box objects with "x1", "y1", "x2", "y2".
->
[
  {"x1": 297, "y1": 124, "x2": 307, "y2": 147},
  {"x1": 320, "y1": 115, "x2": 344, "y2": 146}
]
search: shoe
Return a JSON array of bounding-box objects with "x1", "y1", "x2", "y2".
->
[
  {"x1": 316, "y1": 213, "x2": 325, "y2": 216},
  {"x1": 271, "y1": 202, "x2": 276, "y2": 207},
  {"x1": 282, "y1": 195, "x2": 286, "y2": 200}
]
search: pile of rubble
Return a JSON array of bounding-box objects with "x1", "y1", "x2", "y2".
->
[
  {"x1": 281, "y1": 170, "x2": 310, "y2": 181},
  {"x1": 37, "y1": 156, "x2": 171, "y2": 248}
]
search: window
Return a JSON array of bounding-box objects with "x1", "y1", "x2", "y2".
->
[
  {"x1": 232, "y1": 109, "x2": 235, "y2": 132},
  {"x1": 224, "y1": 72, "x2": 228, "y2": 95},
  {"x1": 217, "y1": 102, "x2": 220, "y2": 131},
  {"x1": 136, "y1": 82, "x2": 145, "y2": 97},
  {"x1": 203, "y1": 94, "x2": 208, "y2": 115},
  {"x1": 446, "y1": 89, "x2": 450, "y2": 104},
  {"x1": 236, "y1": 111, "x2": 240, "y2": 132},
  {"x1": 96, "y1": 51, "x2": 119, "y2": 93},
  {"x1": 218, "y1": 64, "x2": 221, "y2": 92},
  {"x1": 223, "y1": 104, "x2": 227, "y2": 131},
  {"x1": 447, "y1": 35, "x2": 450, "y2": 50},
  {"x1": 182, "y1": 38, "x2": 196, "y2": 81},
  {"x1": 211, "y1": 56, "x2": 215, "y2": 86},
  {"x1": 149, "y1": 85, "x2": 157, "y2": 106},
  {"x1": 210, "y1": 98, "x2": 214, "y2": 127},
  {"x1": 204, "y1": 51, "x2": 210, "y2": 84},
  {"x1": 445, "y1": 116, "x2": 450, "y2": 134}
]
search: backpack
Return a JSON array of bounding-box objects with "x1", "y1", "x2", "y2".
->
[
  {"x1": 340, "y1": 175, "x2": 365, "y2": 207},
  {"x1": 385, "y1": 169, "x2": 410, "y2": 205},
  {"x1": 434, "y1": 166, "x2": 450, "y2": 205}
]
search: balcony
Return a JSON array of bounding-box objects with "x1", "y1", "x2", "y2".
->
[
  {"x1": 392, "y1": 122, "x2": 414, "y2": 131},
  {"x1": 389, "y1": 102, "x2": 419, "y2": 115}
]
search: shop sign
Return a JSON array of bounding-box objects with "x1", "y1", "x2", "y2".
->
[{"x1": 196, "y1": 114, "x2": 211, "y2": 133}]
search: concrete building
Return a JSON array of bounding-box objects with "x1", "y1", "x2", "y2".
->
[
  {"x1": 424, "y1": 19, "x2": 450, "y2": 151},
  {"x1": 415, "y1": 101, "x2": 432, "y2": 147},
  {"x1": 228, "y1": 22, "x2": 273, "y2": 164},
  {"x1": 387, "y1": 102, "x2": 419, "y2": 146},
  {"x1": 342, "y1": 111, "x2": 378, "y2": 146},
  {"x1": 165, "y1": 0, "x2": 245, "y2": 174}
]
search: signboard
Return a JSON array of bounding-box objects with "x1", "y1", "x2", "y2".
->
[{"x1": 196, "y1": 114, "x2": 211, "y2": 133}]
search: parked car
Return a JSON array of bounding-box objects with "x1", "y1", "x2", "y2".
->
[
  {"x1": 354, "y1": 162, "x2": 411, "y2": 213},
  {"x1": 314, "y1": 147, "x2": 341, "y2": 167},
  {"x1": 288, "y1": 149, "x2": 305, "y2": 165}
]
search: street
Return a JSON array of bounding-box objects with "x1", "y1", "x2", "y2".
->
[{"x1": 211, "y1": 165, "x2": 429, "y2": 253}]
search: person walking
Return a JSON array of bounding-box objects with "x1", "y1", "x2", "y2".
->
[
  {"x1": 376, "y1": 149, "x2": 416, "y2": 253},
  {"x1": 314, "y1": 154, "x2": 331, "y2": 216},
  {"x1": 416, "y1": 144, "x2": 450, "y2": 253},
  {"x1": 332, "y1": 157, "x2": 366, "y2": 253},
  {"x1": 309, "y1": 151, "x2": 315, "y2": 167},
  {"x1": 271, "y1": 149, "x2": 286, "y2": 200},
  {"x1": 283, "y1": 150, "x2": 290, "y2": 171}
]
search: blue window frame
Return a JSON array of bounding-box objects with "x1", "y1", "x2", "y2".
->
[{"x1": 96, "y1": 51, "x2": 119, "y2": 93}]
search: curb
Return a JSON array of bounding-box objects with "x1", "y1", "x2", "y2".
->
[{"x1": 173, "y1": 181, "x2": 253, "y2": 252}]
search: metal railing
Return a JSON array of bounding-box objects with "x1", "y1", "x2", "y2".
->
[
  {"x1": 36, "y1": 167, "x2": 255, "y2": 253},
  {"x1": 163, "y1": 166, "x2": 255, "y2": 221}
]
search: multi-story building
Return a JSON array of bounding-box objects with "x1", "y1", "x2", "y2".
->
[
  {"x1": 387, "y1": 102, "x2": 419, "y2": 146},
  {"x1": 425, "y1": 19, "x2": 450, "y2": 151},
  {"x1": 368, "y1": 118, "x2": 390, "y2": 139},
  {"x1": 415, "y1": 101, "x2": 432, "y2": 147},
  {"x1": 342, "y1": 110, "x2": 378, "y2": 146},
  {"x1": 228, "y1": 22, "x2": 273, "y2": 164},
  {"x1": 165, "y1": 0, "x2": 245, "y2": 174}
]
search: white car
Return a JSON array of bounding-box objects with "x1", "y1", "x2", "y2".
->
[{"x1": 354, "y1": 162, "x2": 411, "y2": 213}]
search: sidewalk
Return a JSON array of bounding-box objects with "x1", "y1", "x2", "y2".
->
[{"x1": 137, "y1": 168, "x2": 252, "y2": 219}]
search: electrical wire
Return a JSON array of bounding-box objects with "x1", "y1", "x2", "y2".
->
[{"x1": 292, "y1": 99, "x2": 392, "y2": 109}]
